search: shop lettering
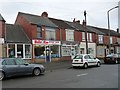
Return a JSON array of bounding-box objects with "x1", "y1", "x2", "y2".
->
[{"x1": 33, "y1": 40, "x2": 60, "y2": 45}]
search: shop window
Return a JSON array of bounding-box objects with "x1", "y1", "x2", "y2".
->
[
  {"x1": 25, "y1": 45, "x2": 31, "y2": 58},
  {"x1": 51, "y1": 45, "x2": 59, "y2": 58},
  {"x1": 34, "y1": 45, "x2": 45, "y2": 59},
  {"x1": 62, "y1": 46, "x2": 71, "y2": 56},
  {"x1": 8, "y1": 44, "x2": 15, "y2": 58},
  {"x1": 17, "y1": 45, "x2": 23, "y2": 58},
  {"x1": 88, "y1": 48, "x2": 94, "y2": 54}
]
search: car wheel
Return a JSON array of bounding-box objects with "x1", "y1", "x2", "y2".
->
[
  {"x1": 83, "y1": 63, "x2": 88, "y2": 69},
  {"x1": 33, "y1": 68, "x2": 41, "y2": 76},
  {"x1": 0, "y1": 72, "x2": 5, "y2": 80},
  {"x1": 97, "y1": 62, "x2": 101, "y2": 67}
]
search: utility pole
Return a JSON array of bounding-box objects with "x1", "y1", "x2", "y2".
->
[{"x1": 84, "y1": 10, "x2": 88, "y2": 54}]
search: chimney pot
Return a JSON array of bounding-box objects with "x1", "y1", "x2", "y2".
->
[{"x1": 41, "y1": 12, "x2": 48, "y2": 17}]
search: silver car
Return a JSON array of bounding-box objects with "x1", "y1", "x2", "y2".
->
[{"x1": 0, "y1": 58, "x2": 45, "y2": 80}]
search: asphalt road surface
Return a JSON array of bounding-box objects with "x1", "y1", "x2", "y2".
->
[{"x1": 2, "y1": 64, "x2": 119, "y2": 88}]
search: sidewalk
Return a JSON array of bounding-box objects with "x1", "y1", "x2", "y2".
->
[
  {"x1": 41, "y1": 60, "x2": 72, "y2": 71},
  {"x1": 40, "y1": 59, "x2": 104, "y2": 71}
]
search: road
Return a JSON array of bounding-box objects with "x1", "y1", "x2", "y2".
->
[{"x1": 2, "y1": 64, "x2": 118, "y2": 88}]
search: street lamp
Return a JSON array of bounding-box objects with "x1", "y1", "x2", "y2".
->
[{"x1": 107, "y1": 6, "x2": 119, "y2": 54}]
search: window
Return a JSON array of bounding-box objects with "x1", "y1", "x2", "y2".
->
[
  {"x1": 46, "y1": 27, "x2": 56, "y2": 40},
  {"x1": 8, "y1": 44, "x2": 15, "y2": 58},
  {"x1": 82, "y1": 32, "x2": 85, "y2": 41},
  {"x1": 84, "y1": 55, "x2": 90, "y2": 59},
  {"x1": 16, "y1": 58, "x2": 27, "y2": 65},
  {"x1": 17, "y1": 45, "x2": 23, "y2": 58},
  {"x1": 7, "y1": 44, "x2": 31, "y2": 59},
  {"x1": 2, "y1": 60, "x2": 6, "y2": 65},
  {"x1": 66, "y1": 30, "x2": 74, "y2": 41},
  {"x1": 37, "y1": 27, "x2": 42, "y2": 38},
  {"x1": 62, "y1": 46, "x2": 71, "y2": 56},
  {"x1": 25, "y1": 45, "x2": 31, "y2": 58},
  {"x1": 110, "y1": 37, "x2": 112, "y2": 44},
  {"x1": 89, "y1": 33, "x2": 92, "y2": 42},
  {"x1": 6, "y1": 59, "x2": 15, "y2": 65},
  {"x1": 98, "y1": 35, "x2": 103, "y2": 43}
]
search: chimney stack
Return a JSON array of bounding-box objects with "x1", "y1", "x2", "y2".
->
[
  {"x1": 73, "y1": 18, "x2": 80, "y2": 24},
  {"x1": 41, "y1": 12, "x2": 48, "y2": 18},
  {"x1": 117, "y1": 28, "x2": 119, "y2": 33}
]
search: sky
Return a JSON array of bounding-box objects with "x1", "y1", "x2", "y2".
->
[{"x1": 0, "y1": 0, "x2": 119, "y2": 31}]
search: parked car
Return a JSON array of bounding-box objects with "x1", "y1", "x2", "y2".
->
[
  {"x1": 72, "y1": 54, "x2": 101, "y2": 69},
  {"x1": 0, "y1": 58, "x2": 45, "y2": 80},
  {"x1": 104, "y1": 54, "x2": 120, "y2": 64}
]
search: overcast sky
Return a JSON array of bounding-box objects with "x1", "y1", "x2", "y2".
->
[{"x1": 0, "y1": 0, "x2": 119, "y2": 30}]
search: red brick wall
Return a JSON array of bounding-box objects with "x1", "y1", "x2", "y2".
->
[
  {"x1": 74, "y1": 30, "x2": 82, "y2": 42},
  {"x1": 92, "y1": 33, "x2": 96, "y2": 43},
  {"x1": 0, "y1": 21, "x2": 5, "y2": 38},
  {"x1": 61, "y1": 29, "x2": 66, "y2": 41},
  {"x1": 56, "y1": 28, "x2": 60, "y2": 41},
  {"x1": 15, "y1": 15, "x2": 36, "y2": 40}
]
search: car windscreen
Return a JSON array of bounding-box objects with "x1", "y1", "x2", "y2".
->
[{"x1": 74, "y1": 55, "x2": 83, "y2": 59}]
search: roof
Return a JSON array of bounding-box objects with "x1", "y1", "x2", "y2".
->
[
  {"x1": 18, "y1": 12, "x2": 58, "y2": 28},
  {"x1": 6, "y1": 24, "x2": 30, "y2": 43},
  {"x1": 0, "y1": 14, "x2": 5, "y2": 22},
  {"x1": 87, "y1": 26, "x2": 104, "y2": 35},
  {"x1": 49, "y1": 18, "x2": 74, "y2": 30},
  {"x1": 65, "y1": 21, "x2": 85, "y2": 32},
  {"x1": 94, "y1": 27, "x2": 120, "y2": 37}
]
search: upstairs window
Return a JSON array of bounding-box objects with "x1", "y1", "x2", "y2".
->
[
  {"x1": 98, "y1": 35, "x2": 103, "y2": 43},
  {"x1": 82, "y1": 32, "x2": 85, "y2": 41},
  {"x1": 66, "y1": 29, "x2": 74, "y2": 41},
  {"x1": 36, "y1": 26, "x2": 42, "y2": 38},
  {"x1": 89, "y1": 33, "x2": 92, "y2": 42},
  {"x1": 46, "y1": 27, "x2": 56, "y2": 40},
  {"x1": 110, "y1": 37, "x2": 112, "y2": 44}
]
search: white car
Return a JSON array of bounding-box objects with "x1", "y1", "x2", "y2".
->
[{"x1": 72, "y1": 54, "x2": 101, "y2": 69}]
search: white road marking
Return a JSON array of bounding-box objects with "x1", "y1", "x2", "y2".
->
[{"x1": 77, "y1": 73, "x2": 88, "y2": 77}]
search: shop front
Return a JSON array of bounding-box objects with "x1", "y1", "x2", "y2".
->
[
  {"x1": 61, "y1": 41, "x2": 80, "y2": 60},
  {"x1": 32, "y1": 39, "x2": 61, "y2": 63},
  {"x1": 6, "y1": 43, "x2": 32, "y2": 59}
]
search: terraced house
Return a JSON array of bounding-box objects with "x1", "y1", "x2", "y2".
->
[{"x1": 0, "y1": 12, "x2": 120, "y2": 63}]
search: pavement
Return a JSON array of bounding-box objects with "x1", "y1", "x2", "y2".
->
[
  {"x1": 41, "y1": 60, "x2": 72, "y2": 71},
  {"x1": 40, "y1": 59, "x2": 104, "y2": 71}
]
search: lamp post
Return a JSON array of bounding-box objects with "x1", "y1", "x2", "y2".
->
[
  {"x1": 84, "y1": 10, "x2": 88, "y2": 54},
  {"x1": 107, "y1": 6, "x2": 119, "y2": 54}
]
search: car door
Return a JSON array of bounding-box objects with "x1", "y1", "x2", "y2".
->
[
  {"x1": 3, "y1": 59, "x2": 19, "y2": 77},
  {"x1": 15, "y1": 58, "x2": 32, "y2": 75},
  {"x1": 84, "y1": 55, "x2": 92, "y2": 66},
  {"x1": 89, "y1": 55, "x2": 97, "y2": 65}
]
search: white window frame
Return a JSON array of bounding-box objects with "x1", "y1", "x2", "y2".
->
[
  {"x1": 110, "y1": 37, "x2": 112, "y2": 44},
  {"x1": 89, "y1": 33, "x2": 92, "y2": 42},
  {"x1": 66, "y1": 29, "x2": 74, "y2": 41},
  {"x1": 98, "y1": 35, "x2": 103, "y2": 43}
]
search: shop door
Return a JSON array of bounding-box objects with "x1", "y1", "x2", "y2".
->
[{"x1": 45, "y1": 46, "x2": 51, "y2": 62}]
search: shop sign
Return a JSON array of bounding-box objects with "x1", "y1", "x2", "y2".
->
[
  {"x1": 32, "y1": 39, "x2": 61, "y2": 45},
  {"x1": 0, "y1": 38, "x2": 4, "y2": 44}
]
